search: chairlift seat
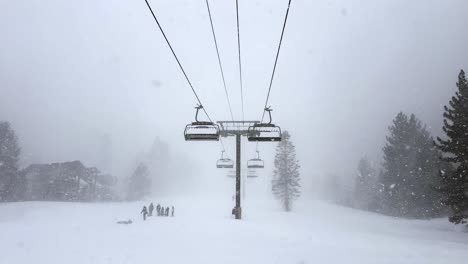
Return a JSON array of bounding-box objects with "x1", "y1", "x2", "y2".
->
[
  {"x1": 247, "y1": 173, "x2": 258, "y2": 178},
  {"x1": 217, "y1": 158, "x2": 234, "y2": 169},
  {"x1": 247, "y1": 123, "x2": 282, "y2": 142},
  {"x1": 184, "y1": 122, "x2": 220, "y2": 141},
  {"x1": 247, "y1": 158, "x2": 264, "y2": 169}
]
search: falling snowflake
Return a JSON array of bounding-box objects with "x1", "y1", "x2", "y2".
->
[{"x1": 389, "y1": 184, "x2": 396, "y2": 189}]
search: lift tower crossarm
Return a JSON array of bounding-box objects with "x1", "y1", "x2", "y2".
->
[{"x1": 218, "y1": 121, "x2": 259, "y2": 137}]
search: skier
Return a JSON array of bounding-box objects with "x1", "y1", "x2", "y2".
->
[
  {"x1": 148, "y1": 203, "x2": 154, "y2": 216},
  {"x1": 156, "y1": 204, "x2": 161, "y2": 216},
  {"x1": 165, "y1": 207, "x2": 169, "y2": 217},
  {"x1": 171, "y1": 206, "x2": 174, "y2": 217},
  {"x1": 141, "y1": 206, "x2": 148, "y2": 221}
]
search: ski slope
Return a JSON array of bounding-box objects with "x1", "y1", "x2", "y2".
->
[{"x1": 1, "y1": 197, "x2": 467, "y2": 264}]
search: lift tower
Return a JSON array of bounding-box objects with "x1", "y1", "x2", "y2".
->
[
  {"x1": 186, "y1": 107, "x2": 282, "y2": 220},
  {"x1": 218, "y1": 121, "x2": 259, "y2": 219}
]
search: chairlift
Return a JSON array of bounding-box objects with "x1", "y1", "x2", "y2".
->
[
  {"x1": 184, "y1": 105, "x2": 220, "y2": 141},
  {"x1": 247, "y1": 151, "x2": 265, "y2": 169},
  {"x1": 248, "y1": 107, "x2": 282, "y2": 142},
  {"x1": 247, "y1": 170, "x2": 258, "y2": 178},
  {"x1": 216, "y1": 151, "x2": 234, "y2": 169}
]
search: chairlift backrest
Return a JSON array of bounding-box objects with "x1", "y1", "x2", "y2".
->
[
  {"x1": 247, "y1": 172, "x2": 258, "y2": 178},
  {"x1": 248, "y1": 123, "x2": 282, "y2": 142},
  {"x1": 247, "y1": 108, "x2": 282, "y2": 142},
  {"x1": 247, "y1": 150, "x2": 264, "y2": 168},
  {"x1": 185, "y1": 122, "x2": 220, "y2": 141},
  {"x1": 184, "y1": 104, "x2": 220, "y2": 141},
  {"x1": 247, "y1": 158, "x2": 264, "y2": 169},
  {"x1": 217, "y1": 158, "x2": 234, "y2": 169},
  {"x1": 216, "y1": 151, "x2": 234, "y2": 168}
]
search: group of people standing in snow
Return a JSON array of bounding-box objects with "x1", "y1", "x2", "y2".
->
[{"x1": 141, "y1": 203, "x2": 174, "y2": 220}]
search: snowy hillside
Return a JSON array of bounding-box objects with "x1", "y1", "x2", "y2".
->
[{"x1": 1, "y1": 198, "x2": 467, "y2": 264}]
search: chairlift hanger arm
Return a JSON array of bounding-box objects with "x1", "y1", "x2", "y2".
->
[
  {"x1": 265, "y1": 107, "x2": 273, "y2": 124},
  {"x1": 195, "y1": 104, "x2": 203, "y2": 122}
]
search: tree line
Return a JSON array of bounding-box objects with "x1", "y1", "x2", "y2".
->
[
  {"x1": 0, "y1": 121, "x2": 167, "y2": 203},
  {"x1": 351, "y1": 70, "x2": 468, "y2": 225},
  {"x1": 0, "y1": 122, "x2": 119, "y2": 202}
]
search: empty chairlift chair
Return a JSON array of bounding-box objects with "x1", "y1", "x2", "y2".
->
[
  {"x1": 184, "y1": 105, "x2": 220, "y2": 141},
  {"x1": 247, "y1": 170, "x2": 258, "y2": 178},
  {"x1": 216, "y1": 151, "x2": 234, "y2": 169},
  {"x1": 247, "y1": 151, "x2": 265, "y2": 169},
  {"x1": 248, "y1": 107, "x2": 282, "y2": 142}
]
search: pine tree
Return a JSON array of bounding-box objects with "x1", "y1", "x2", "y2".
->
[
  {"x1": 413, "y1": 124, "x2": 445, "y2": 218},
  {"x1": 436, "y1": 69, "x2": 468, "y2": 225},
  {"x1": 126, "y1": 163, "x2": 151, "y2": 201},
  {"x1": 0, "y1": 122, "x2": 24, "y2": 201},
  {"x1": 272, "y1": 131, "x2": 301, "y2": 211},
  {"x1": 381, "y1": 113, "x2": 443, "y2": 218}
]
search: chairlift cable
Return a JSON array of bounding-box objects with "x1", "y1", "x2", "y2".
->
[
  {"x1": 205, "y1": 0, "x2": 235, "y2": 122},
  {"x1": 143, "y1": 0, "x2": 213, "y2": 122},
  {"x1": 236, "y1": 0, "x2": 245, "y2": 121},
  {"x1": 260, "y1": 0, "x2": 292, "y2": 123},
  {"x1": 203, "y1": 0, "x2": 232, "y2": 159}
]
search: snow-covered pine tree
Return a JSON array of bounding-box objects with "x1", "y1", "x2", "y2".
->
[
  {"x1": 381, "y1": 112, "x2": 411, "y2": 216},
  {"x1": 126, "y1": 162, "x2": 151, "y2": 201},
  {"x1": 0, "y1": 121, "x2": 25, "y2": 201},
  {"x1": 272, "y1": 131, "x2": 301, "y2": 211},
  {"x1": 381, "y1": 113, "x2": 443, "y2": 218},
  {"x1": 413, "y1": 124, "x2": 445, "y2": 218},
  {"x1": 436, "y1": 69, "x2": 468, "y2": 225}
]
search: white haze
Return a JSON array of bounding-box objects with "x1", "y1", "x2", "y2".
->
[{"x1": 1, "y1": 0, "x2": 468, "y2": 197}]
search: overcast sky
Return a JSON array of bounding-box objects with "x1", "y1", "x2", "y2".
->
[{"x1": 1, "y1": 0, "x2": 468, "y2": 196}]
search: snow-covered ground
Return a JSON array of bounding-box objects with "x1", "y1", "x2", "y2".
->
[{"x1": 1, "y1": 197, "x2": 467, "y2": 264}]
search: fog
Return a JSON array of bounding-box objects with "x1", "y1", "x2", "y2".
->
[{"x1": 1, "y1": 0, "x2": 468, "y2": 197}]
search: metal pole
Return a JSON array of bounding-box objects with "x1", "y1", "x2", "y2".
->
[
  {"x1": 242, "y1": 140, "x2": 246, "y2": 201},
  {"x1": 242, "y1": 168, "x2": 245, "y2": 200},
  {"x1": 235, "y1": 133, "x2": 242, "y2": 219}
]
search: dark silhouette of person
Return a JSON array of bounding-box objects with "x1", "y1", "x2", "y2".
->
[
  {"x1": 141, "y1": 206, "x2": 148, "y2": 221},
  {"x1": 117, "y1": 219, "x2": 133, "y2": 224},
  {"x1": 171, "y1": 206, "x2": 174, "y2": 217},
  {"x1": 165, "y1": 207, "x2": 169, "y2": 217},
  {"x1": 156, "y1": 204, "x2": 161, "y2": 216},
  {"x1": 148, "y1": 203, "x2": 154, "y2": 216}
]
